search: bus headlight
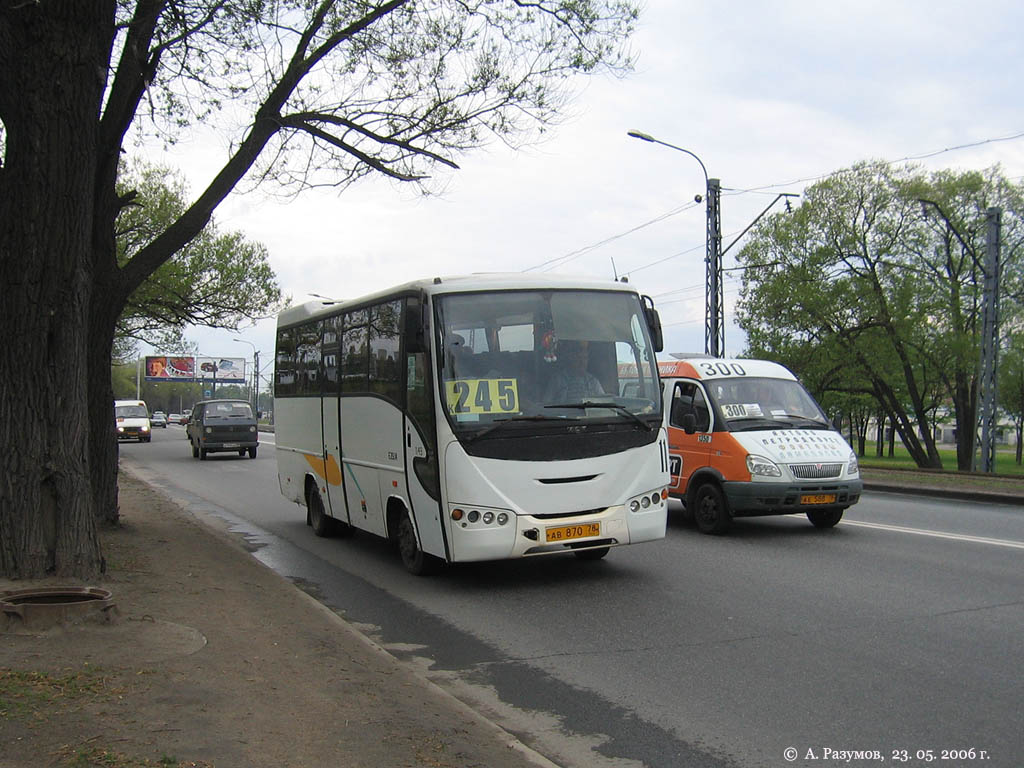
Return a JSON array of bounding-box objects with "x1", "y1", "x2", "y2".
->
[
  {"x1": 629, "y1": 489, "x2": 667, "y2": 513},
  {"x1": 746, "y1": 454, "x2": 781, "y2": 477}
]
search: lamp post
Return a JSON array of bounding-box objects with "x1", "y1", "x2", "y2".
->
[
  {"x1": 233, "y1": 338, "x2": 259, "y2": 413},
  {"x1": 628, "y1": 130, "x2": 724, "y2": 356}
]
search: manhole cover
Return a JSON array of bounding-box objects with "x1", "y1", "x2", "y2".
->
[{"x1": 1, "y1": 586, "x2": 117, "y2": 631}]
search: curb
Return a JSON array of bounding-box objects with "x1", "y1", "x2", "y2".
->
[{"x1": 863, "y1": 482, "x2": 1024, "y2": 506}]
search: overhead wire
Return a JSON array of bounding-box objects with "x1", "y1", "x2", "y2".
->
[{"x1": 531, "y1": 128, "x2": 1024, "y2": 280}]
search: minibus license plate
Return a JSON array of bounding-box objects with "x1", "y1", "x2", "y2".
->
[
  {"x1": 546, "y1": 523, "x2": 600, "y2": 543},
  {"x1": 801, "y1": 493, "x2": 837, "y2": 505}
]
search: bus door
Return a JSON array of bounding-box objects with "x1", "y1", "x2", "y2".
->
[
  {"x1": 403, "y1": 348, "x2": 446, "y2": 559},
  {"x1": 667, "y1": 380, "x2": 713, "y2": 495},
  {"x1": 320, "y1": 316, "x2": 347, "y2": 523}
]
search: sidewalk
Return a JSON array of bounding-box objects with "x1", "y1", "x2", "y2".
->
[{"x1": 0, "y1": 469, "x2": 554, "y2": 768}]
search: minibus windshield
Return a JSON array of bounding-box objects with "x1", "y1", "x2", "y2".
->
[{"x1": 705, "y1": 377, "x2": 831, "y2": 430}]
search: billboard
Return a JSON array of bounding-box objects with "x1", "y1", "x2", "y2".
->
[{"x1": 145, "y1": 356, "x2": 246, "y2": 384}]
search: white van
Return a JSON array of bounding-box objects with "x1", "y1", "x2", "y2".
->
[
  {"x1": 114, "y1": 399, "x2": 151, "y2": 442},
  {"x1": 659, "y1": 356, "x2": 862, "y2": 534}
]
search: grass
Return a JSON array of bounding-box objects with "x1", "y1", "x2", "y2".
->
[
  {"x1": 2, "y1": 668, "x2": 212, "y2": 768},
  {"x1": 59, "y1": 748, "x2": 213, "y2": 768},
  {"x1": 857, "y1": 444, "x2": 1024, "y2": 475},
  {"x1": 0, "y1": 666, "x2": 114, "y2": 719}
]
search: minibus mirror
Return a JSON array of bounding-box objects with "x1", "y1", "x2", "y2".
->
[{"x1": 682, "y1": 412, "x2": 697, "y2": 435}]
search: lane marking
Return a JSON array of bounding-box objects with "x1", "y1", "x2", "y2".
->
[{"x1": 842, "y1": 519, "x2": 1024, "y2": 550}]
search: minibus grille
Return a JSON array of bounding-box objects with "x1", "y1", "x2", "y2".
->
[{"x1": 789, "y1": 463, "x2": 842, "y2": 479}]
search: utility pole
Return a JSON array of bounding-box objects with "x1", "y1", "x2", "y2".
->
[
  {"x1": 252, "y1": 350, "x2": 260, "y2": 413},
  {"x1": 705, "y1": 178, "x2": 724, "y2": 357},
  {"x1": 977, "y1": 207, "x2": 1002, "y2": 473}
]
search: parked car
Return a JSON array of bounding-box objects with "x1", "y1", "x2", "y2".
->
[
  {"x1": 151, "y1": 411, "x2": 168, "y2": 428},
  {"x1": 186, "y1": 399, "x2": 259, "y2": 459},
  {"x1": 168, "y1": 412, "x2": 181, "y2": 425}
]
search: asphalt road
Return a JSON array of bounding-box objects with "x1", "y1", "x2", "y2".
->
[{"x1": 122, "y1": 427, "x2": 1024, "y2": 768}]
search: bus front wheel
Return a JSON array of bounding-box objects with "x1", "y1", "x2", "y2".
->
[
  {"x1": 397, "y1": 512, "x2": 440, "y2": 576},
  {"x1": 308, "y1": 486, "x2": 335, "y2": 537},
  {"x1": 693, "y1": 483, "x2": 731, "y2": 535}
]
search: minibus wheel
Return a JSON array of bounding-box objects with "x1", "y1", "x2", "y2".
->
[
  {"x1": 693, "y1": 483, "x2": 731, "y2": 535},
  {"x1": 807, "y1": 507, "x2": 844, "y2": 528}
]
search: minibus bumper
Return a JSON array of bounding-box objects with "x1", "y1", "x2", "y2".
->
[{"x1": 722, "y1": 478, "x2": 863, "y2": 517}]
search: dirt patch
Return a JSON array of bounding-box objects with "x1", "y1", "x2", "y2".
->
[{"x1": 1, "y1": 471, "x2": 551, "y2": 768}]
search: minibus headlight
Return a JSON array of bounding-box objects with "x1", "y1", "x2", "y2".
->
[
  {"x1": 141, "y1": 425, "x2": 149, "y2": 432},
  {"x1": 205, "y1": 426, "x2": 212, "y2": 434},
  {"x1": 847, "y1": 451, "x2": 859, "y2": 476},
  {"x1": 249, "y1": 425, "x2": 257, "y2": 433},
  {"x1": 746, "y1": 454, "x2": 781, "y2": 477}
]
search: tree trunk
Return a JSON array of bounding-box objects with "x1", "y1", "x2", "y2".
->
[
  {"x1": 952, "y1": 371, "x2": 976, "y2": 471},
  {"x1": 0, "y1": 0, "x2": 115, "y2": 578}
]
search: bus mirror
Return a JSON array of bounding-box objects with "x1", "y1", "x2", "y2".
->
[
  {"x1": 405, "y1": 297, "x2": 427, "y2": 353},
  {"x1": 642, "y1": 296, "x2": 664, "y2": 352}
]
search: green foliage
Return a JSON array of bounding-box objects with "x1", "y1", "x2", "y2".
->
[
  {"x1": 736, "y1": 162, "x2": 1024, "y2": 469},
  {"x1": 114, "y1": 163, "x2": 284, "y2": 360}
]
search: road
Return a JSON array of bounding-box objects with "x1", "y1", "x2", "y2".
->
[{"x1": 122, "y1": 426, "x2": 1024, "y2": 768}]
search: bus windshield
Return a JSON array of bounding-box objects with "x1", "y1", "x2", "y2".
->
[
  {"x1": 705, "y1": 376, "x2": 831, "y2": 430},
  {"x1": 435, "y1": 289, "x2": 660, "y2": 437}
]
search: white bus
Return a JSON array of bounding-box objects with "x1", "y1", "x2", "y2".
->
[{"x1": 274, "y1": 274, "x2": 670, "y2": 574}]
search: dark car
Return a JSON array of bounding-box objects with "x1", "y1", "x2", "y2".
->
[{"x1": 186, "y1": 399, "x2": 259, "y2": 460}]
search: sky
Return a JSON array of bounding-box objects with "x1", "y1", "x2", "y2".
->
[{"x1": 139, "y1": 0, "x2": 1024, "y2": 392}]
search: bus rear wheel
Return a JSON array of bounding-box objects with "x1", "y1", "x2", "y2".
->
[
  {"x1": 693, "y1": 483, "x2": 731, "y2": 535},
  {"x1": 397, "y1": 512, "x2": 440, "y2": 576},
  {"x1": 807, "y1": 507, "x2": 844, "y2": 528}
]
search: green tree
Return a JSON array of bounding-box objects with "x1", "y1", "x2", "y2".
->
[
  {"x1": 999, "y1": 333, "x2": 1024, "y2": 464},
  {"x1": 115, "y1": 163, "x2": 283, "y2": 361},
  {"x1": 736, "y1": 162, "x2": 1023, "y2": 469},
  {"x1": 0, "y1": 0, "x2": 639, "y2": 578}
]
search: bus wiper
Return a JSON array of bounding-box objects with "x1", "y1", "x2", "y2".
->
[
  {"x1": 545, "y1": 401, "x2": 654, "y2": 431},
  {"x1": 463, "y1": 415, "x2": 554, "y2": 443}
]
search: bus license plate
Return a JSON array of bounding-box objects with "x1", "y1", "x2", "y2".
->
[
  {"x1": 546, "y1": 523, "x2": 601, "y2": 543},
  {"x1": 801, "y1": 493, "x2": 837, "y2": 505}
]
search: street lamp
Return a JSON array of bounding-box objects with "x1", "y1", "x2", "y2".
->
[
  {"x1": 233, "y1": 338, "x2": 260, "y2": 413},
  {"x1": 628, "y1": 130, "x2": 724, "y2": 357}
]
